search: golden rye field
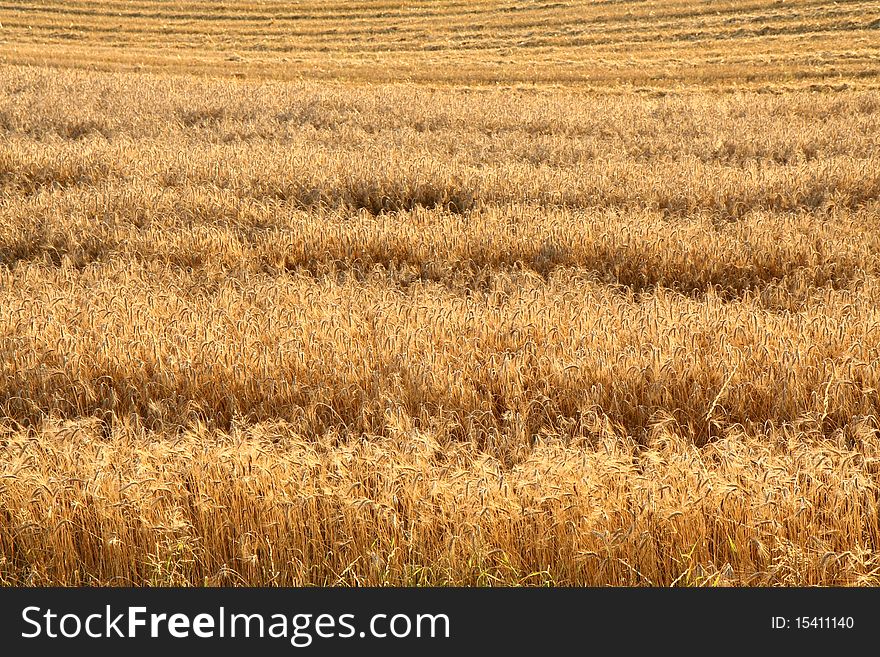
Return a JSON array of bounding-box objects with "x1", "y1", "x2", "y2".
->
[{"x1": 1, "y1": 1, "x2": 880, "y2": 586}]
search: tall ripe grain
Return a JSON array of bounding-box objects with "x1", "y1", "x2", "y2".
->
[{"x1": 1, "y1": 0, "x2": 880, "y2": 585}]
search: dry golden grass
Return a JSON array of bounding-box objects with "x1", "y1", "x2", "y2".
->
[{"x1": 1, "y1": 1, "x2": 880, "y2": 585}]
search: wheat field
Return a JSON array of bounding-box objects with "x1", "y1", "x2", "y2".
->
[{"x1": 1, "y1": 1, "x2": 880, "y2": 586}]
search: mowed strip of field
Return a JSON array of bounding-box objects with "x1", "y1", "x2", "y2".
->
[
  {"x1": 1, "y1": 63, "x2": 880, "y2": 584},
  {"x1": 0, "y1": 0, "x2": 878, "y2": 88}
]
